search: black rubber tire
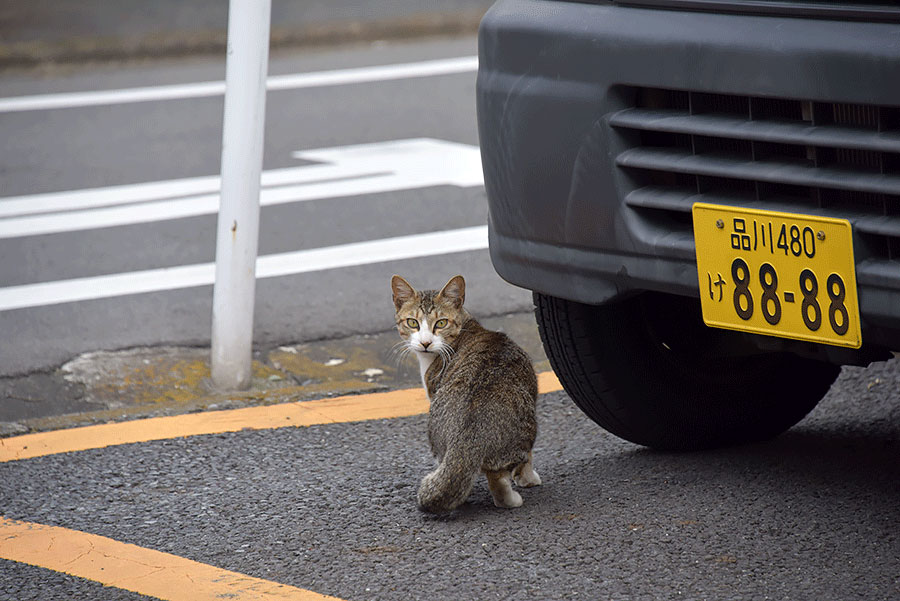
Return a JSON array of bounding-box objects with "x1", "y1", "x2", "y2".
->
[{"x1": 534, "y1": 291, "x2": 841, "y2": 450}]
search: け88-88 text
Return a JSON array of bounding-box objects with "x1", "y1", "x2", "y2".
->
[{"x1": 730, "y1": 258, "x2": 850, "y2": 336}]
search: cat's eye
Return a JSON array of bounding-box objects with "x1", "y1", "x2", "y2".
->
[
  {"x1": 434, "y1": 319, "x2": 449, "y2": 330},
  {"x1": 405, "y1": 318, "x2": 419, "y2": 329}
]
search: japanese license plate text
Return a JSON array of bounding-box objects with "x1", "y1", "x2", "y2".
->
[{"x1": 692, "y1": 203, "x2": 861, "y2": 348}]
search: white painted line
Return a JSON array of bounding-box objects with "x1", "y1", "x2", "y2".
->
[
  {"x1": 0, "y1": 56, "x2": 478, "y2": 113},
  {"x1": 0, "y1": 138, "x2": 483, "y2": 238},
  {"x1": 0, "y1": 226, "x2": 489, "y2": 312},
  {"x1": 0, "y1": 164, "x2": 366, "y2": 218},
  {"x1": 0, "y1": 174, "x2": 222, "y2": 219}
]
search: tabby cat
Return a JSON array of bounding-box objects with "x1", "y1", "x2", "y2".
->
[{"x1": 391, "y1": 274, "x2": 541, "y2": 513}]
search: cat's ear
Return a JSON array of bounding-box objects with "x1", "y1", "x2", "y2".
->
[
  {"x1": 391, "y1": 275, "x2": 416, "y2": 311},
  {"x1": 438, "y1": 275, "x2": 466, "y2": 308}
]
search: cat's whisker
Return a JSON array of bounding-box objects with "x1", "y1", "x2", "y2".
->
[
  {"x1": 389, "y1": 341, "x2": 413, "y2": 364},
  {"x1": 436, "y1": 345, "x2": 453, "y2": 379},
  {"x1": 393, "y1": 347, "x2": 413, "y2": 365}
]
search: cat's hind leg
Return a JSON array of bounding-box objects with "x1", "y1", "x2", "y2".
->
[
  {"x1": 485, "y1": 469, "x2": 523, "y2": 508},
  {"x1": 512, "y1": 451, "x2": 542, "y2": 487}
]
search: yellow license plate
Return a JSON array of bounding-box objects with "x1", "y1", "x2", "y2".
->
[{"x1": 692, "y1": 203, "x2": 861, "y2": 348}]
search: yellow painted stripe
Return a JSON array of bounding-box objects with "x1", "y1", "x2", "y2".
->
[
  {"x1": 0, "y1": 517, "x2": 343, "y2": 601},
  {"x1": 537, "y1": 370, "x2": 562, "y2": 394},
  {"x1": 0, "y1": 371, "x2": 562, "y2": 463}
]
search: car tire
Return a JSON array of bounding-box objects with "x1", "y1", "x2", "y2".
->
[{"x1": 533, "y1": 291, "x2": 841, "y2": 450}]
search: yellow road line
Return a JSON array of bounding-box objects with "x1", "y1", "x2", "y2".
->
[
  {"x1": 0, "y1": 371, "x2": 562, "y2": 462},
  {"x1": 0, "y1": 517, "x2": 343, "y2": 601}
]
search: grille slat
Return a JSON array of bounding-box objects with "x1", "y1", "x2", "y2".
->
[
  {"x1": 613, "y1": 88, "x2": 900, "y2": 264},
  {"x1": 617, "y1": 147, "x2": 900, "y2": 197},
  {"x1": 624, "y1": 186, "x2": 900, "y2": 238},
  {"x1": 609, "y1": 109, "x2": 900, "y2": 154}
]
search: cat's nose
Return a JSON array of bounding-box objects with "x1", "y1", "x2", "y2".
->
[{"x1": 421, "y1": 340, "x2": 431, "y2": 349}]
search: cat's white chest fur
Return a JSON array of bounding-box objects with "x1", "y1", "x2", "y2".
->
[{"x1": 416, "y1": 351, "x2": 437, "y2": 396}]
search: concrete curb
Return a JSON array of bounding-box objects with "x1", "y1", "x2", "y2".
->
[{"x1": 0, "y1": 12, "x2": 484, "y2": 71}]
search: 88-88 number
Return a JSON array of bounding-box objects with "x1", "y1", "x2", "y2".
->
[{"x1": 731, "y1": 258, "x2": 850, "y2": 336}]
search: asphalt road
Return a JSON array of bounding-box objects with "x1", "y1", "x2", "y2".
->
[
  {"x1": 0, "y1": 36, "x2": 532, "y2": 376},
  {"x1": 1, "y1": 361, "x2": 898, "y2": 601}
]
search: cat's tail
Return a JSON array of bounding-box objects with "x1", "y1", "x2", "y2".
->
[{"x1": 417, "y1": 447, "x2": 479, "y2": 514}]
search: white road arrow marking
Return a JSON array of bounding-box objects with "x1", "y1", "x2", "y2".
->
[
  {"x1": 0, "y1": 226, "x2": 488, "y2": 312},
  {"x1": 0, "y1": 138, "x2": 484, "y2": 239},
  {"x1": 0, "y1": 138, "x2": 490, "y2": 311}
]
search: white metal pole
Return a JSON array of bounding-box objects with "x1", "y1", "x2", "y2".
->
[{"x1": 211, "y1": 0, "x2": 272, "y2": 390}]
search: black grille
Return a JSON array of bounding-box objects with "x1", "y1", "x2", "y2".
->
[{"x1": 610, "y1": 88, "x2": 900, "y2": 266}]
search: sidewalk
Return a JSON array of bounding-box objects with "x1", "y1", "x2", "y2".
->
[
  {"x1": 0, "y1": 0, "x2": 491, "y2": 69},
  {"x1": 0, "y1": 312, "x2": 550, "y2": 437}
]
